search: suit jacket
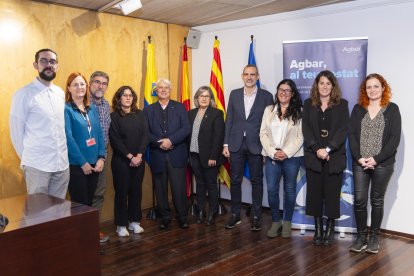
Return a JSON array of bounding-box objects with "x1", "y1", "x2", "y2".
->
[
  {"x1": 302, "y1": 98, "x2": 349, "y2": 174},
  {"x1": 224, "y1": 87, "x2": 274, "y2": 154},
  {"x1": 259, "y1": 105, "x2": 304, "y2": 158},
  {"x1": 188, "y1": 107, "x2": 225, "y2": 168},
  {"x1": 143, "y1": 100, "x2": 190, "y2": 173}
]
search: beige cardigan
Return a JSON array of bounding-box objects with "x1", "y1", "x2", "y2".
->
[{"x1": 259, "y1": 105, "x2": 304, "y2": 158}]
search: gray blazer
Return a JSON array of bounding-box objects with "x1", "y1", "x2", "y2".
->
[{"x1": 224, "y1": 87, "x2": 274, "y2": 154}]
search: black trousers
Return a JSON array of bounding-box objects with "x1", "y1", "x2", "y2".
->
[
  {"x1": 305, "y1": 161, "x2": 343, "y2": 218},
  {"x1": 229, "y1": 139, "x2": 263, "y2": 218},
  {"x1": 68, "y1": 164, "x2": 99, "y2": 206},
  {"x1": 353, "y1": 164, "x2": 394, "y2": 233},
  {"x1": 153, "y1": 155, "x2": 188, "y2": 222},
  {"x1": 190, "y1": 153, "x2": 219, "y2": 214},
  {"x1": 111, "y1": 155, "x2": 145, "y2": 226}
]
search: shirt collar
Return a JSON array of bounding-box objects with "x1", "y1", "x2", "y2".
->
[{"x1": 243, "y1": 86, "x2": 258, "y2": 96}]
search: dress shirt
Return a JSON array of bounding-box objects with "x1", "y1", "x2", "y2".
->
[
  {"x1": 10, "y1": 78, "x2": 69, "y2": 172},
  {"x1": 91, "y1": 96, "x2": 111, "y2": 146},
  {"x1": 244, "y1": 87, "x2": 258, "y2": 119}
]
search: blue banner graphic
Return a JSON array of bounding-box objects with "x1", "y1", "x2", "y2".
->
[{"x1": 283, "y1": 38, "x2": 368, "y2": 232}]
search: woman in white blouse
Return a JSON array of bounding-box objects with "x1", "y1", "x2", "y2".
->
[{"x1": 260, "y1": 79, "x2": 304, "y2": 238}]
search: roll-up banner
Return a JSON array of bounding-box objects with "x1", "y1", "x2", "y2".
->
[{"x1": 283, "y1": 38, "x2": 368, "y2": 233}]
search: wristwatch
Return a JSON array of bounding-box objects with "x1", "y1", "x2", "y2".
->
[{"x1": 325, "y1": 147, "x2": 331, "y2": 154}]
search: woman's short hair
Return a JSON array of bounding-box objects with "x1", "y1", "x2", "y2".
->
[
  {"x1": 358, "y1": 73, "x2": 391, "y2": 108},
  {"x1": 112, "y1": 86, "x2": 138, "y2": 116},
  {"x1": 65, "y1": 72, "x2": 90, "y2": 107},
  {"x1": 310, "y1": 70, "x2": 342, "y2": 107},
  {"x1": 193, "y1": 86, "x2": 216, "y2": 108}
]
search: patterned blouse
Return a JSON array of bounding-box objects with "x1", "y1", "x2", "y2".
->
[
  {"x1": 190, "y1": 111, "x2": 204, "y2": 153},
  {"x1": 360, "y1": 107, "x2": 386, "y2": 158}
]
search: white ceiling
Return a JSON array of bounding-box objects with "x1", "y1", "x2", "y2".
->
[{"x1": 31, "y1": 0, "x2": 355, "y2": 27}]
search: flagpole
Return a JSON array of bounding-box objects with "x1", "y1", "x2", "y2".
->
[
  {"x1": 183, "y1": 36, "x2": 198, "y2": 216},
  {"x1": 146, "y1": 34, "x2": 158, "y2": 220}
]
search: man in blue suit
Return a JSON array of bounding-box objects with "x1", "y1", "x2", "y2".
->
[
  {"x1": 144, "y1": 79, "x2": 190, "y2": 230},
  {"x1": 223, "y1": 65, "x2": 274, "y2": 231}
]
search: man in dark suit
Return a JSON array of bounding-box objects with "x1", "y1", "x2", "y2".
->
[
  {"x1": 222, "y1": 65, "x2": 274, "y2": 231},
  {"x1": 143, "y1": 79, "x2": 190, "y2": 230}
]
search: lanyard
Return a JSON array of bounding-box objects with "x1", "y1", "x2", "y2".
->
[{"x1": 79, "y1": 110, "x2": 92, "y2": 138}]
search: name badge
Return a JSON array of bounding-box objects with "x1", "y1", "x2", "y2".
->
[{"x1": 86, "y1": 138, "x2": 96, "y2": 147}]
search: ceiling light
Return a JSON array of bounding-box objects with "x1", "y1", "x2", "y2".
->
[{"x1": 118, "y1": 0, "x2": 142, "y2": 15}]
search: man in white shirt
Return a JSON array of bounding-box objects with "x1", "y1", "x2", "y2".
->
[{"x1": 10, "y1": 48, "x2": 69, "y2": 199}]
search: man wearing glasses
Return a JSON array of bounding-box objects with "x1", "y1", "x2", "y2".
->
[
  {"x1": 223, "y1": 64, "x2": 273, "y2": 231},
  {"x1": 10, "y1": 48, "x2": 69, "y2": 199},
  {"x1": 89, "y1": 71, "x2": 111, "y2": 243}
]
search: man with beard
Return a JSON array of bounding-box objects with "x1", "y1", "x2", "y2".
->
[
  {"x1": 10, "y1": 48, "x2": 69, "y2": 199},
  {"x1": 222, "y1": 64, "x2": 273, "y2": 231},
  {"x1": 89, "y1": 71, "x2": 111, "y2": 243}
]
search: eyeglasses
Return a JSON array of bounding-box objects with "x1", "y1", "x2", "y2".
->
[
  {"x1": 199, "y1": 95, "x2": 211, "y2": 99},
  {"x1": 93, "y1": 79, "x2": 108, "y2": 87},
  {"x1": 38, "y1": 58, "x2": 58, "y2": 66},
  {"x1": 122, "y1": 93, "x2": 133, "y2": 98},
  {"x1": 277, "y1": 88, "x2": 292, "y2": 95},
  {"x1": 71, "y1": 83, "x2": 86, "y2": 88}
]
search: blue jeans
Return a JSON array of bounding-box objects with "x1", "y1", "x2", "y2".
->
[{"x1": 265, "y1": 156, "x2": 302, "y2": 222}]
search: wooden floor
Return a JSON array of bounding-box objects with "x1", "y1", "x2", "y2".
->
[{"x1": 100, "y1": 206, "x2": 414, "y2": 276}]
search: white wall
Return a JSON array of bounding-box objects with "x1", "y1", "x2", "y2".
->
[{"x1": 192, "y1": 0, "x2": 414, "y2": 234}]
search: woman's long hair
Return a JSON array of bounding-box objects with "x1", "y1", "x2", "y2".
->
[
  {"x1": 273, "y1": 79, "x2": 302, "y2": 125},
  {"x1": 112, "y1": 86, "x2": 139, "y2": 116},
  {"x1": 310, "y1": 70, "x2": 342, "y2": 107}
]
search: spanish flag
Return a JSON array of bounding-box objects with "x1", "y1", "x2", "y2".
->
[
  {"x1": 180, "y1": 40, "x2": 192, "y2": 197},
  {"x1": 209, "y1": 38, "x2": 231, "y2": 188}
]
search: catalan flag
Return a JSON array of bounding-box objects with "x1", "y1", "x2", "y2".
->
[
  {"x1": 209, "y1": 38, "x2": 231, "y2": 188},
  {"x1": 180, "y1": 40, "x2": 192, "y2": 197},
  {"x1": 144, "y1": 39, "x2": 157, "y2": 107}
]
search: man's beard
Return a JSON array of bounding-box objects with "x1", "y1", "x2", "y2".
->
[{"x1": 39, "y1": 68, "x2": 56, "y2": 81}]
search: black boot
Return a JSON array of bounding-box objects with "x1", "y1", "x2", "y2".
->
[
  {"x1": 366, "y1": 207, "x2": 382, "y2": 253},
  {"x1": 313, "y1": 217, "x2": 323, "y2": 246},
  {"x1": 366, "y1": 231, "x2": 379, "y2": 253},
  {"x1": 196, "y1": 211, "x2": 205, "y2": 224},
  {"x1": 350, "y1": 209, "x2": 369, "y2": 252},
  {"x1": 206, "y1": 211, "x2": 216, "y2": 226},
  {"x1": 349, "y1": 229, "x2": 368, "y2": 252},
  {"x1": 323, "y1": 218, "x2": 335, "y2": 245}
]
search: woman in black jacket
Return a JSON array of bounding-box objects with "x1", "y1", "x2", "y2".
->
[
  {"x1": 109, "y1": 86, "x2": 149, "y2": 237},
  {"x1": 349, "y1": 74, "x2": 401, "y2": 254},
  {"x1": 302, "y1": 70, "x2": 349, "y2": 246},
  {"x1": 188, "y1": 86, "x2": 225, "y2": 225}
]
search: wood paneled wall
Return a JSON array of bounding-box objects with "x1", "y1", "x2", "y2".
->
[{"x1": 0, "y1": 0, "x2": 190, "y2": 221}]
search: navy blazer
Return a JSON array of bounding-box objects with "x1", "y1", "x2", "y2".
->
[
  {"x1": 224, "y1": 87, "x2": 274, "y2": 154},
  {"x1": 188, "y1": 107, "x2": 225, "y2": 168},
  {"x1": 143, "y1": 100, "x2": 190, "y2": 173},
  {"x1": 302, "y1": 98, "x2": 349, "y2": 174}
]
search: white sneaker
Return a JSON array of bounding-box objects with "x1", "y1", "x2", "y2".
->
[
  {"x1": 116, "y1": 226, "x2": 129, "y2": 237},
  {"x1": 128, "y1": 222, "x2": 144, "y2": 233}
]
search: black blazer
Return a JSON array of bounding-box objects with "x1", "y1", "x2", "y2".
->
[
  {"x1": 143, "y1": 100, "x2": 190, "y2": 173},
  {"x1": 349, "y1": 102, "x2": 401, "y2": 166},
  {"x1": 224, "y1": 87, "x2": 274, "y2": 154},
  {"x1": 302, "y1": 98, "x2": 349, "y2": 174},
  {"x1": 188, "y1": 107, "x2": 225, "y2": 168}
]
